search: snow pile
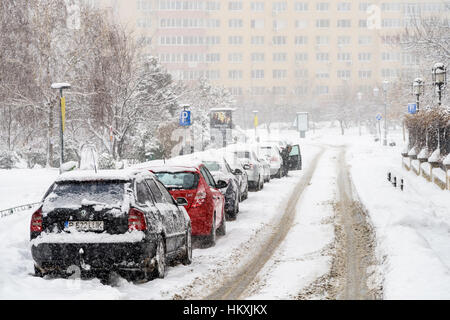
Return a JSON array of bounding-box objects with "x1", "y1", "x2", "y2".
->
[
  {"x1": 444, "y1": 154, "x2": 450, "y2": 166},
  {"x1": 428, "y1": 148, "x2": 440, "y2": 163},
  {"x1": 417, "y1": 147, "x2": 429, "y2": 160}
]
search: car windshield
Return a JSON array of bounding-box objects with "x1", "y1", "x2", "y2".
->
[
  {"x1": 43, "y1": 181, "x2": 125, "y2": 210},
  {"x1": 154, "y1": 172, "x2": 199, "y2": 190},
  {"x1": 203, "y1": 161, "x2": 222, "y2": 172}
]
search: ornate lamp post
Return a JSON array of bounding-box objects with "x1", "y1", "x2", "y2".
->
[
  {"x1": 412, "y1": 77, "x2": 425, "y2": 113},
  {"x1": 432, "y1": 63, "x2": 447, "y2": 106}
]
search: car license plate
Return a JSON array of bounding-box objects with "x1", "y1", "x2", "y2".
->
[{"x1": 65, "y1": 221, "x2": 104, "y2": 232}]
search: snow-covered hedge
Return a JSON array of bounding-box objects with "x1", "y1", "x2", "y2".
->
[{"x1": 405, "y1": 108, "x2": 450, "y2": 164}]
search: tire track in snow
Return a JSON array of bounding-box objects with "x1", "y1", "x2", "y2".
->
[{"x1": 205, "y1": 148, "x2": 325, "y2": 300}]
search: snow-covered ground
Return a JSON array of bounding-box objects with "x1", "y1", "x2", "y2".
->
[
  {"x1": 0, "y1": 124, "x2": 449, "y2": 300},
  {"x1": 0, "y1": 142, "x2": 322, "y2": 299}
]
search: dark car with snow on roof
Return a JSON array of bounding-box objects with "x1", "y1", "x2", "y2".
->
[{"x1": 30, "y1": 169, "x2": 192, "y2": 282}]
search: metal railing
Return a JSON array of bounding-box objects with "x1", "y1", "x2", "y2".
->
[{"x1": 0, "y1": 202, "x2": 41, "y2": 219}]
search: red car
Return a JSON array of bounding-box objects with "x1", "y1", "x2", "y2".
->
[{"x1": 148, "y1": 164, "x2": 227, "y2": 247}]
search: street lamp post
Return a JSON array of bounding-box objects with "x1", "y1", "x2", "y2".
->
[
  {"x1": 357, "y1": 92, "x2": 363, "y2": 136},
  {"x1": 432, "y1": 63, "x2": 447, "y2": 106},
  {"x1": 382, "y1": 80, "x2": 389, "y2": 146},
  {"x1": 373, "y1": 86, "x2": 381, "y2": 142},
  {"x1": 51, "y1": 82, "x2": 71, "y2": 170},
  {"x1": 412, "y1": 77, "x2": 425, "y2": 113}
]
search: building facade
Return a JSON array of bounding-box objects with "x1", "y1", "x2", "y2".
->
[{"x1": 90, "y1": 0, "x2": 448, "y2": 123}]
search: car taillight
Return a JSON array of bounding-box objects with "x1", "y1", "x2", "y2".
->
[
  {"x1": 128, "y1": 208, "x2": 147, "y2": 231},
  {"x1": 191, "y1": 191, "x2": 207, "y2": 208},
  {"x1": 270, "y1": 156, "x2": 278, "y2": 162},
  {"x1": 30, "y1": 208, "x2": 43, "y2": 233}
]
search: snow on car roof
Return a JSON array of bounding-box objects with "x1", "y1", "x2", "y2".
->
[{"x1": 55, "y1": 169, "x2": 153, "y2": 183}]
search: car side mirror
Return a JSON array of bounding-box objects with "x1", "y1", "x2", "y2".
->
[
  {"x1": 233, "y1": 169, "x2": 242, "y2": 175},
  {"x1": 243, "y1": 164, "x2": 250, "y2": 170},
  {"x1": 216, "y1": 180, "x2": 228, "y2": 189},
  {"x1": 176, "y1": 197, "x2": 188, "y2": 206}
]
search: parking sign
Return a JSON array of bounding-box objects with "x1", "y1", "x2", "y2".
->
[
  {"x1": 408, "y1": 103, "x2": 417, "y2": 114},
  {"x1": 180, "y1": 110, "x2": 191, "y2": 126}
]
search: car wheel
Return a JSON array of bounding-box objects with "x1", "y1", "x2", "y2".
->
[
  {"x1": 205, "y1": 213, "x2": 216, "y2": 247},
  {"x1": 182, "y1": 225, "x2": 193, "y2": 265},
  {"x1": 34, "y1": 265, "x2": 45, "y2": 278},
  {"x1": 278, "y1": 169, "x2": 282, "y2": 178},
  {"x1": 216, "y1": 212, "x2": 226, "y2": 236},
  {"x1": 154, "y1": 236, "x2": 167, "y2": 279}
]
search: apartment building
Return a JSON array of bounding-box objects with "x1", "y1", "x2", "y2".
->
[{"x1": 90, "y1": 0, "x2": 448, "y2": 121}]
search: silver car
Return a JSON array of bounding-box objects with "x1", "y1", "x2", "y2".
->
[
  {"x1": 227, "y1": 147, "x2": 264, "y2": 191},
  {"x1": 258, "y1": 144, "x2": 283, "y2": 179}
]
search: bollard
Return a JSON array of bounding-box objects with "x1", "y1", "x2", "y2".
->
[
  {"x1": 393, "y1": 176, "x2": 397, "y2": 188},
  {"x1": 400, "y1": 179, "x2": 404, "y2": 191},
  {"x1": 388, "y1": 172, "x2": 391, "y2": 182}
]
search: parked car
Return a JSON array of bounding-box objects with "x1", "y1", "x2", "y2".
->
[
  {"x1": 224, "y1": 154, "x2": 249, "y2": 202},
  {"x1": 258, "y1": 143, "x2": 283, "y2": 179},
  {"x1": 201, "y1": 157, "x2": 241, "y2": 220},
  {"x1": 226, "y1": 145, "x2": 264, "y2": 191},
  {"x1": 149, "y1": 163, "x2": 227, "y2": 247},
  {"x1": 30, "y1": 169, "x2": 192, "y2": 282}
]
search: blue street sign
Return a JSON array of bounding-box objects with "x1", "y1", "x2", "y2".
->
[
  {"x1": 376, "y1": 114, "x2": 382, "y2": 121},
  {"x1": 408, "y1": 103, "x2": 417, "y2": 114},
  {"x1": 180, "y1": 110, "x2": 191, "y2": 126}
]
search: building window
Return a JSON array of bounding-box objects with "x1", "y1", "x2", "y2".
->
[
  {"x1": 273, "y1": 53, "x2": 287, "y2": 62},
  {"x1": 358, "y1": 70, "x2": 372, "y2": 79},
  {"x1": 272, "y1": 36, "x2": 287, "y2": 46},
  {"x1": 315, "y1": 85, "x2": 329, "y2": 95},
  {"x1": 358, "y1": 53, "x2": 371, "y2": 62},
  {"x1": 316, "y1": 2, "x2": 329, "y2": 11},
  {"x1": 229, "y1": 87, "x2": 243, "y2": 96},
  {"x1": 228, "y1": 53, "x2": 243, "y2": 63},
  {"x1": 251, "y1": 52, "x2": 265, "y2": 62},
  {"x1": 137, "y1": 0, "x2": 152, "y2": 12},
  {"x1": 337, "y1": 52, "x2": 352, "y2": 61},
  {"x1": 295, "y1": 36, "x2": 308, "y2": 45},
  {"x1": 295, "y1": 69, "x2": 308, "y2": 79},
  {"x1": 295, "y1": 52, "x2": 308, "y2": 62},
  {"x1": 251, "y1": 36, "x2": 265, "y2": 45},
  {"x1": 229, "y1": 19, "x2": 243, "y2": 28},
  {"x1": 294, "y1": 2, "x2": 308, "y2": 11},
  {"x1": 337, "y1": 36, "x2": 351, "y2": 46},
  {"x1": 316, "y1": 71, "x2": 329, "y2": 79},
  {"x1": 316, "y1": 19, "x2": 330, "y2": 28},
  {"x1": 251, "y1": 19, "x2": 265, "y2": 29},
  {"x1": 251, "y1": 69, "x2": 265, "y2": 79},
  {"x1": 251, "y1": 2, "x2": 265, "y2": 12},
  {"x1": 337, "y1": 2, "x2": 351, "y2": 11},
  {"x1": 337, "y1": 70, "x2": 351, "y2": 79},
  {"x1": 228, "y1": 36, "x2": 243, "y2": 45},
  {"x1": 294, "y1": 86, "x2": 308, "y2": 96},
  {"x1": 228, "y1": 70, "x2": 243, "y2": 80},
  {"x1": 316, "y1": 36, "x2": 329, "y2": 46},
  {"x1": 206, "y1": 1, "x2": 221, "y2": 10},
  {"x1": 272, "y1": 2, "x2": 287, "y2": 12},
  {"x1": 273, "y1": 69, "x2": 287, "y2": 79},
  {"x1": 337, "y1": 19, "x2": 351, "y2": 28},
  {"x1": 316, "y1": 53, "x2": 329, "y2": 61},
  {"x1": 273, "y1": 20, "x2": 288, "y2": 31},
  {"x1": 358, "y1": 36, "x2": 372, "y2": 45},
  {"x1": 228, "y1": 1, "x2": 243, "y2": 11},
  {"x1": 295, "y1": 19, "x2": 308, "y2": 29}
]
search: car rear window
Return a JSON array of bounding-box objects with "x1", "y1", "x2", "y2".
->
[
  {"x1": 234, "y1": 151, "x2": 250, "y2": 159},
  {"x1": 43, "y1": 181, "x2": 125, "y2": 210},
  {"x1": 203, "y1": 161, "x2": 221, "y2": 172},
  {"x1": 154, "y1": 172, "x2": 199, "y2": 190}
]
